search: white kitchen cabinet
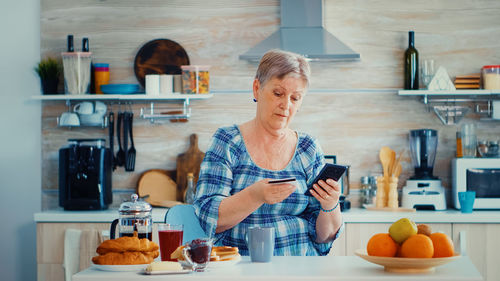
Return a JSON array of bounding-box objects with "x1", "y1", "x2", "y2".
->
[{"x1": 452, "y1": 224, "x2": 500, "y2": 281}]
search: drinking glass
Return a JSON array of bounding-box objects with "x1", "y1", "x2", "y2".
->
[
  {"x1": 421, "y1": 59, "x2": 435, "y2": 88},
  {"x1": 182, "y1": 238, "x2": 213, "y2": 272},
  {"x1": 461, "y1": 123, "x2": 477, "y2": 158},
  {"x1": 158, "y1": 224, "x2": 183, "y2": 261}
]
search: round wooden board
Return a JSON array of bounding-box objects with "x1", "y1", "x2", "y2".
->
[
  {"x1": 354, "y1": 249, "x2": 461, "y2": 273},
  {"x1": 137, "y1": 169, "x2": 178, "y2": 206},
  {"x1": 133, "y1": 39, "x2": 190, "y2": 87}
]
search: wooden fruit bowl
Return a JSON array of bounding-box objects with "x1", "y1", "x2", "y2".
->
[{"x1": 354, "y1": 249, "x2": 461, "y2": 273}]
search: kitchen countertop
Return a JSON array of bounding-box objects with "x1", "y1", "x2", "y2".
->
[
  {"x1": 73, "y1": 256, "x2": 482, "y2": 281},
  {"x1": 34, "y1": 207, "x2": 500, "y2": 223}
]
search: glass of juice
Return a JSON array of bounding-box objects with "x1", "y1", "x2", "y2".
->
[{"x1": 158, "y1": 224, "x2": 184, "y2": 261}]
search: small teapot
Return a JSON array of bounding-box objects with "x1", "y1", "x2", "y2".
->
[{"x1": 110, "y1": 194, "x2": 153, "y2": 240}]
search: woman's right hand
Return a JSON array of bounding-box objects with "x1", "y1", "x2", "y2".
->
[{"x1": 250, "y1": 179, "x2": 297, "y2": 205}]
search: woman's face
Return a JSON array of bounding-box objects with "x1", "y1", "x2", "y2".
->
[{"x1": 253, "y1": 75, "x2": 307, "y2": 131}]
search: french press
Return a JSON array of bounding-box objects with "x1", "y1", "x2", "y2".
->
[{"x1": 110, "y1": 194, "x2": 153, "y2": 240}]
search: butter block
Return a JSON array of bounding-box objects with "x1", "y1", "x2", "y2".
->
[{"x1": 146, "y1": 261, "x2": 183, "y2": 272}]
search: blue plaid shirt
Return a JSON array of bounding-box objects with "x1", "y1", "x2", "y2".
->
[{"x1": 193, "y1": 125, "x2": 343, "y2": 256}]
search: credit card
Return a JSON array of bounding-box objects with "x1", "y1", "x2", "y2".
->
[{"x1": 268, "y1": 177, "x2": 297, "y2": 185}]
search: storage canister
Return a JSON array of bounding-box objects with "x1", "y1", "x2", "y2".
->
[
  {"x1": 481, "y1": 65, "x2": 500, "y2": 90},
  {"x1": 181, "y1": 65, "x2": 210, "y2": 94},
  {"x1": 93, "y1": 63, "x2": 109, "y2": 94}
]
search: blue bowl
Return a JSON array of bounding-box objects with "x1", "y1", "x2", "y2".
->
[{"x1": 100, "y1": 84, "x2": 141, "y2": 95}]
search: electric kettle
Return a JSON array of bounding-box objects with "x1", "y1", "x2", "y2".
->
[{"x1": 110, "y1": 194, "x2": 153, "y2": 240}]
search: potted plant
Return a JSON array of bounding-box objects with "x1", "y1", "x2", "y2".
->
[{"x1": 35, "y1": 57, "x2": 62, "y2": 94}]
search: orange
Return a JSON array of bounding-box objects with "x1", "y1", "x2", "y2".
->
[
  {"x1": 400, "y1": 234, "x2": 434, "y2": 258},
  {"x1": 430, "y1": 232, "x2": 455, "y2": 258},
  {"x1": 367, "y1": 233, "x2": 398, "y2": 257}
]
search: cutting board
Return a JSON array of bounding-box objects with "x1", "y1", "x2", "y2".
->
[
  {"x1": 176, "y1": 134, "x2": 205, "y2": 202},
  {"x1": 133, "y1": 38, "x2": 190, "y2": 87},
  {"x1": 137, "y1": 169, "x2": 179, "y2": 206}
]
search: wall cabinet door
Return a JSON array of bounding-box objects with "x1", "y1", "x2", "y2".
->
[
  {"x1": 345, "y1": 223, "x2": 452, "y2": 256},
  {"x1": 453, "y1": 224, "x2": 500, "y2": 281}
]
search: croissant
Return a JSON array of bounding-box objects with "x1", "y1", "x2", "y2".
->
[
  {"x1": 92, "y1": 251, "x2": 159, "y2": 265},
  {"x1": 96, "y1": 236, "x2": 159, "y2": 255}
]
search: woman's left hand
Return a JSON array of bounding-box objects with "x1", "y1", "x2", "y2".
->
[{"x1": 309, "y1": 179, "x2": 341, "y2": 210}]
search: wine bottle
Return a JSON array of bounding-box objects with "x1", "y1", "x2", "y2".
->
[{"x1": 404, "y1": 31, "x2": 419, "y2": 90}]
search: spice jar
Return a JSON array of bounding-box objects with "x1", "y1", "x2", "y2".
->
[
  {"x1": 481, "y1": 65, "x2": 500, "y2": 90},
  {"x1": 360, "y1": 176, "x2": 375, "y2": 207},
  {"x1": 93, "y1": 63, "x2": 110, "y2": 94}
]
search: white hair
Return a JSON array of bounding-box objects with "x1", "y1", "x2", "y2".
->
[{"x1": 255, "y1": 49, "x2": 310, "y2": 87}]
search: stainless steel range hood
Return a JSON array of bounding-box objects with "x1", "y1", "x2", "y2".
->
[{"x1": 240, "y1": 0, "x2": 360, "y2": 62}]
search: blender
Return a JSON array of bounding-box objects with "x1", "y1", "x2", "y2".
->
[{"x1": 401, "y1": 129, "x2": 447, "y2": 210}]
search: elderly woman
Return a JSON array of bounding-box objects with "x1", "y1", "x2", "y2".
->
[{"x1": 194, "y1": 49, "x2": 343, "y2": 256}]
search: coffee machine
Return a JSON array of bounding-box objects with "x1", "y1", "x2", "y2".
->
[
  {"x1": 402, "y1": 129, "x2": 446, "y2": 210},
  {"x1": 59, "y1": 138, "x2": 112, "y2": 210}
]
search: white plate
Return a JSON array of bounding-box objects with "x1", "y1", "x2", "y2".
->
[
  {"x1": 91, "y1": 263, "x2": 147, "y2": 272},
  {"x1": 179, "y1": 254, "x2": 241, "y2": 269},
  {"x1": 142, "y1": 269, "x2": 192, "y2": 275}
]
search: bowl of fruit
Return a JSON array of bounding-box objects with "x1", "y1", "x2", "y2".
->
[{"x1": 355, "y1": 218, "x2": 461, "y2": 273}]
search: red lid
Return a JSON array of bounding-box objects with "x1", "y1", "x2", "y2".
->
[
  {"x1": 94, "y1": 67, "x2": 109, "y2": 71},
  {"x1": 482, "y1": 65, "x2": 500, "y2": 69}
]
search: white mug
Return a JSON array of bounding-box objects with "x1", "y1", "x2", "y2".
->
[
  {"x1": 73, "y1": 101, "x2": 94, "y2": 114},
  {"x1": 160, "y1": 74, "x2": 173, "y2": 95},
  {"x1": 94, "y1": 101, "x2": 107, "y2": 113},
  {"x1": 146, "y1": 74, "x2": 160, "y2": 95},
  {"x1": 59, "y1": 112, "x2": 80, "y2": 126}
]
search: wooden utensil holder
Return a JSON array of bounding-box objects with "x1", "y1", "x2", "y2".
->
[
  {"x1": 387, "y1": 176, "x2": 398, "y2": 209},
  {"x1": 375, "y1": 176, "x2": 387, "y2": 208}
]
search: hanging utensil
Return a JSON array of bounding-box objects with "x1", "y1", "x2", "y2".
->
[
  {"x1": 126, "y1": 111, "x2": 136, "y2": 171},
  {"x1": 122, "y1": 111, "x2": 129, "y2": 170},
  {"x1": 115, "y1": 112, "x2": 125, "y2": 167},
  {"x1": 108, "y1": 112, "x2": 116, "y2": 170}
]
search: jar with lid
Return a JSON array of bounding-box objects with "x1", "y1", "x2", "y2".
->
[
  {"x1": 360, "y1": 176, "x2": 375, "y2": 207},
  {"x1": 110, "y1": 194, "x2": 153, "y2": 240},
  {"x1": 481, "y1": 65, "x2": 500, "y2": 90}
]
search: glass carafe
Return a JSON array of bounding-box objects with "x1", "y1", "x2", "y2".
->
[{"x1": 110, "y1": 194, "x2": 152, "y2": 240}]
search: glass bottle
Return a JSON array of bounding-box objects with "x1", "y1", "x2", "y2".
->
[
  {"x1": 404, "y1": 31, "x2": 419, "y2": 90},
  {"x1": 184, "y1": 173, "x2": 196, "y2": 204},
  {"x1": 360, "y1": 176, "x2": 374, "y2": 207}
]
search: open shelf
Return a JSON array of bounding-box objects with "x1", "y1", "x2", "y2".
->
[
  {"x1": 398, "y1": 89, "x2": 500, "y2": 96},
  {"x1": 32, "y1": 93, "x2": 213, "y2": 101}
]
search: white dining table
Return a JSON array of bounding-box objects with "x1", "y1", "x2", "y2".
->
[{"x1": 73, "y1": 255, "x2": 482, "y2": 281}]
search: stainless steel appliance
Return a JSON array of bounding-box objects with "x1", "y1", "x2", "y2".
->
[
  {"x1": 110, "y1": 194, "x2": 153, "y2": 240},
  {"x1": 59, "y1": 138, "x2": 112, "y2": 210},
  {"x1": 401, "y1": 129, "x2": 446, "y2": 210},
  {"x1": 452, "y1": 158, "x2": 500, "y2": 209}
]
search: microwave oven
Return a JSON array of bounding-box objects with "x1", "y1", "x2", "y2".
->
[{"x1": 452, "y1": 158, "x2": 500, "y2": 209}]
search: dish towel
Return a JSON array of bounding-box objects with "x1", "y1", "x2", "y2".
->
[
  {"x1": 63, "y1": 229, "x2": 82, "y2": 281},
  {"x1": 79, "y1": 229, "x2": 105, "y2": 270}
]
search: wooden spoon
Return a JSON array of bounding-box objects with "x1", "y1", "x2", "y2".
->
[
  {"x1": 392, "y1": 149, "x2": 406, "y2": 176},
  {"x1": 394, "y1": 163, "x2": 403, "y2": 178},
  {"x1": 388, "y1": 149, "x2": 396, "y2": 176},
  {"x1": 379, "y1": 146, "x2": 392, "y2": 178}
]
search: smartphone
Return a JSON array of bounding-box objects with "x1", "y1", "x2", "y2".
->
[
  {"x1": 304, "y1": 163, "x2": 347, "y2": 196},
  {"x1": 268, "y1": 177, "x2": 296, "y2": 185}
]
